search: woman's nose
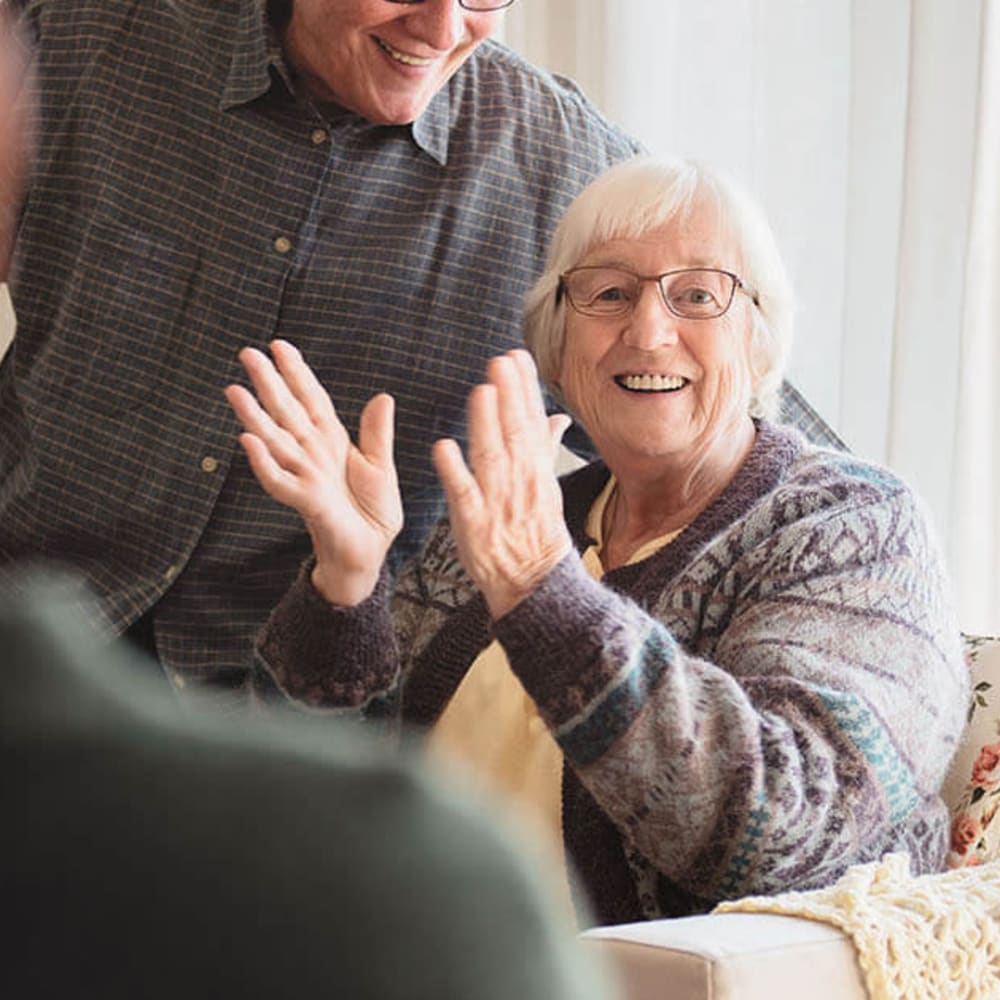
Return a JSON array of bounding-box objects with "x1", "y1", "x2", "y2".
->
[{"x1": 621, "y1": 284, "x2": 681, "y2": 349}]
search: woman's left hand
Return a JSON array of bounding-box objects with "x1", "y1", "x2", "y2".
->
[{"x1": 432, "y1": 350, "x2": 574, "y2": 620}]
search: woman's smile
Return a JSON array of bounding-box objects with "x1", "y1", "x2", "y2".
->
[{"x1": 614, "y1": 373, "x2": 690, "y2": 393}]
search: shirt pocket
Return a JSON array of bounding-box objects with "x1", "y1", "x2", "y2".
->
[{"x1": 40, "y1": 215, "x2": 200, "y2": 416}]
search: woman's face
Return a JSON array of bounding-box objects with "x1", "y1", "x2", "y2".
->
[{"x1": 557, "y1": 202, "x2": 759, "y2": 473}]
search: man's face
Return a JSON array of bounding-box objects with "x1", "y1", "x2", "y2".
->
[{"x1": 283, "y1": 0, "x2": 504, "y2": 125}]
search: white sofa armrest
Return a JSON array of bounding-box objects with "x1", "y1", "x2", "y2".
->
[{"x1": 581, "y1": 912, "x2": 868, "y2": 1000}]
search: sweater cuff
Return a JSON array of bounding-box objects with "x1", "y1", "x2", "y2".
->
[
  {"x1": 256, "y1": 558, "x2": 394, "y2": 709},
  {"x1": 495, "y1": 552, "x2": 679, "y2": 766},
  {"x1": 492, "y1": 552, "x2": 633, "y2": 723}
]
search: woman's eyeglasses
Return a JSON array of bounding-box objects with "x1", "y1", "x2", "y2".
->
[{"x1": 558, "y1": 266, "x2": 759, "y2": 321}]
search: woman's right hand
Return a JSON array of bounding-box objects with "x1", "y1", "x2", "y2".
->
[{"x1": 225, "y1": 340, "x2": 403, "y2": 606}]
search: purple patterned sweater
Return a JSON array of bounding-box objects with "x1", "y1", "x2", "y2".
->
[{"x1": 257, "y1": 421, "x2": 969, "y2": 926}]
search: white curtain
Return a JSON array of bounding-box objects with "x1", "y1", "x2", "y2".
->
[
  {"x1": 952, "y1": 0, "x2": 1000, "y2": 634},
  {"x1": 503, "y1": 0, "x2": 1000, "y2": 633}
]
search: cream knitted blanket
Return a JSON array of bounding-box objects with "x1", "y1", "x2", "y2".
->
[{"x1": 716, "y1": 854, "x2": 1000, "y2": 999}]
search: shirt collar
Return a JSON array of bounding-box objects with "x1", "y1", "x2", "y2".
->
[
  {"x1": 584, "y1": 475, "x2": 617, "y2": 549},
  {"x1": 219, "y1": 1, "x2": 452, "y2": 166},
  {"x1": 409, "y1": 85, "x2": 451, "y2": 166},
  {"x1": 220, "y1": 2, "x2": 282, "y2": 110},
  {"x1": 582, "y1": 473, "x2": 685, "y2": 568}
]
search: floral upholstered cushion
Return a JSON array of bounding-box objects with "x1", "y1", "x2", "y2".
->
[{"x1": 943, "y1": 634, "x2": 1000, "y2": 867}]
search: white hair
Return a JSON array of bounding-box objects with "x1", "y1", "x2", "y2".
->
[{"x1": 523, "y1": 156, "x2": 795, "y2": 419}]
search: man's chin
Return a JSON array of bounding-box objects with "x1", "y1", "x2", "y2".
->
[{"x1": 364, "y1": 94, "x2": 435, "y2": 127}]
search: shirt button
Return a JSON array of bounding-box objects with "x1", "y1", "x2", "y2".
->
[
  {"x1": 164, "y1": 563, "x2": 180, "y2": 583},
  {"x1": 200, "y1": 455, "x2": 219, "y2": 474},
  {"x1": 172, "y1": 672, "x2": 187, "y2": 690},
  {"x1": 310, "y1": 127, "x2": 329, "y2": 145},
  {"x1": 273, "y1": 235, "x2": 293, "y2": 255}
]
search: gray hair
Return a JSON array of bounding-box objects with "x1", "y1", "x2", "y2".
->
[{"x1": 523, "y1": 156, "x2": 794, "y2": 419}]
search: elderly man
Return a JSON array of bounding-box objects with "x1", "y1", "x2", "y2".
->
[
  {"x1": 0, "y1": 0, "x2": 640, "y2": 697},
  {"x1": 0, "y1": 32, "x2": 617, "y2": 991}
]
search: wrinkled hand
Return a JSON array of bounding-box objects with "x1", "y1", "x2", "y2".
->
[
  {"x1": 225, "y1": 340, "x2": 403, "y2": 606},
  {"x1": 433, "y1": 350, "x2": 573, "y2": 620}
]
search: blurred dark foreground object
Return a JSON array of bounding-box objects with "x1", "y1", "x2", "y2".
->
[{"x1": 0, "y1": 569, "x2": 612, "y2": 1000}]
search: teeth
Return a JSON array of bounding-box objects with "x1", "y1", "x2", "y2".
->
[
  {"x1": 376, "y1": 38, "x2": 435, "y2": 67},
  {"x1": 619, "y1": 374, "x2": 687, "y2": 392}
]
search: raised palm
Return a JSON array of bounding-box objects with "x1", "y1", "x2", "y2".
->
[{"x1": 225, "y1": 340, "x2": 403, "y2": 606}]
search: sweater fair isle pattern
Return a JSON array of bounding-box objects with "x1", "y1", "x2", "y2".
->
[{"x1": 258, "y1": 422, "x2": 969, "y2": 925}]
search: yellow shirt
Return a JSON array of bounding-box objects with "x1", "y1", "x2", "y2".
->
[{"x1": 428, "y1": 477, "x2": 682, "y2": 923}]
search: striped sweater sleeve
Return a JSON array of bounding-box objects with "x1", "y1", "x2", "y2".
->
[{"x1": 494, "y1": 469, "x2": 968, "y2": 901}]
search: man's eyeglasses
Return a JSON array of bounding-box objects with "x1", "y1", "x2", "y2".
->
[
  {"x1": 558, "y1": 266, "x2": 759, "y2": 321},
  {"x1": 385, "y1": 0, "x2": 517, "y2": 11}
]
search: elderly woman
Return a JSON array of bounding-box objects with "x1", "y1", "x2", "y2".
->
[{"x1": 226, "y1": 156, "x2": 968, "y2": 927}]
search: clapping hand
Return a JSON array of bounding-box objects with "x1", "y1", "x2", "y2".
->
[
  {"x1": 225, "y1": 340, "x2": 403, "y2": 606},
  {"x1": 433, "y1": 350, "x2": 573, "y2": 620}
]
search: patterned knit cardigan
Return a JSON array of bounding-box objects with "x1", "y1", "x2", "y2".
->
[{"x1": 257, "y1": 421, "x2": 969, "y2": 926}]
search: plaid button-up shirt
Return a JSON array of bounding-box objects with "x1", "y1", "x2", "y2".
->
[{"x1": 0, "y1": 0, "x2": 642, "y2": 685}]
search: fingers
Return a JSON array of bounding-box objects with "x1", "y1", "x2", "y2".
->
[
  {"x1": 433, "y1": 436, "x2": 475, "y2": 498},
  {"x1": 357, "y1": 392, "x2": 395, "y2": 470},
  {"x1": 432, "y1": 436, "x2": 484, "y2": 530},
  {"x1": 495, "y1": 350, "x2": 552, "y2": 454},
  {"x1": 224, "y1": 378, "x2": 307, "y2": 476},
  {"x1": 439, "y1": 348, "x2": 561, "y2": 528},
  {"x1": 225, "y1": 342, "x2": 403, "y2": 591},
  {"x1": 510, "y1": 349, "x2": 549, "y2": 420},
  {"x1": 227, "y1": 339, "x2": 351, "y2": 462},
  {"x1": 433, "y1": 352, "x2": 570, "y2": 619},
  {"x1": 547, "y1": 414, "x2": 573, "y2": 460},
  {"x1": 236, "y1": 431, "x2": 298, "y2": 505},
  {"x1": 506, "y1": 350, "x2": 573, "y2": 465},
  {"x1": 224, "y1": 381, "x2": 268, "y2": 437},
  {"x1": 225, "y1": 383, "x2": 307, "y2": 507},
  {"x1": 465, "y1": 381, "x2": 505, "y2": 497},
  {"x1": 269, "y1": 339, "x2": 339, "y2": 429},
  {"x1": 237, "y1": 344, "x2": 313, "y2": 440},
  {"x1": 466, "y1": 350, "x2": 554, "y2": 481}
]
